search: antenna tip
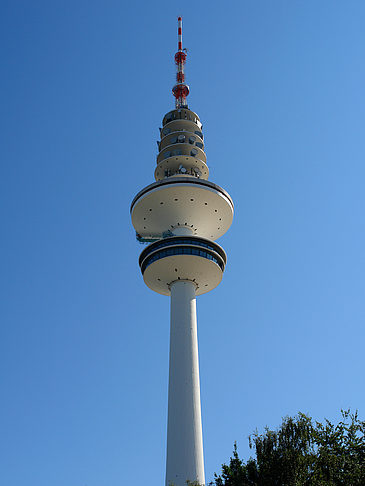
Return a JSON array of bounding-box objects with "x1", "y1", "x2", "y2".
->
[{"x1": 178, "y1": 16, "x2": 182, "y2": 21}]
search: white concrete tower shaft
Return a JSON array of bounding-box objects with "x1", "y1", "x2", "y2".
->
[
  {"x1": 131, "y1": 16, "x2": 234, "y2": 486},
  {"x1": 166, "y1": 280, "x2": 205, "y2": 486}
]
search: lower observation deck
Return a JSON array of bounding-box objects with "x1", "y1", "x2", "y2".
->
[{"x1": 139, "y1": 236, "x2": 227, "y2": 296}]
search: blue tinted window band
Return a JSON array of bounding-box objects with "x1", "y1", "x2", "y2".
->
[
  {"x1": 150, "y1": 238, "x2": 217, "y2": 253},
  {"x1": 139, "y1": 237, "x2": 226, "y2": 266},
  {"x1": 141, "y1": 246, "x2": 224, "y2": 273}
]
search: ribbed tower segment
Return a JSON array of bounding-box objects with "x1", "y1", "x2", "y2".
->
[{"x1": 130, "y1": 17, "x2": 234, "y2": 486}]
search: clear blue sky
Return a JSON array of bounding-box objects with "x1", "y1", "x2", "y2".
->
[{"x1": 1, "y1": 1, "x2": 365, "y2": 485}]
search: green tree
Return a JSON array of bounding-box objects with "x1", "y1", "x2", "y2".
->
[{"x1": 211, "y1": 410, "x2": 365, "y2": 486}]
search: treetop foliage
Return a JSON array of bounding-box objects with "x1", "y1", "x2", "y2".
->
[{"x1": 210, "y1": 410, "x2": 365, "y2": 486}]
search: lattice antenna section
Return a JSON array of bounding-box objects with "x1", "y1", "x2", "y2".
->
[{"x1": 172, "y1": 17, "x2": 189, "y2": 108}]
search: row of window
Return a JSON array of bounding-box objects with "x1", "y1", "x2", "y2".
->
[
  {"x1": 163, "y1": 167, "x2": 202, "y2": 178},
  {"x1": 163, "y1": 135, "x2": 204, "y2": 149},
  {"x1": 162, "y1": 127, "x2": 203, "y2": 139},
  {"x1": 146, "y1": 238, "x2": 220, "y2": 255},
  {"x1": 141, "y1": 246, "x2": 224, "y2": 273},
  {"x1": 163, "y1": 111, "x2": 201, "y2": 126},
  {"x1": 162, "y1": 148, "x2": 201, "y2": 160}
]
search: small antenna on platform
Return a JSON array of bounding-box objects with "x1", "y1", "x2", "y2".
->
[{"x1": 172, "y1": 16, "x2": 190, "y2": 109}]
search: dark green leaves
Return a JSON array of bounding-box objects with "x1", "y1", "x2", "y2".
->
[{"x1": 211, "y1": 410, "x2": 365, "y2": 486}]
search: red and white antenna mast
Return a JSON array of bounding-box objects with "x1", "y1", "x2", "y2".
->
[{"x1": 172, "y1": 16, "x2": 189, "y2": 109}]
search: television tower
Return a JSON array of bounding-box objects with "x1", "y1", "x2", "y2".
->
[{"x1": 130, "y1": 17, "x2": 234, "y2": 486}]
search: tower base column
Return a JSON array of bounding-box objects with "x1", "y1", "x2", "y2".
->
[{"x1": 165, "y1": 280, "x2": 205, "y2": 486}]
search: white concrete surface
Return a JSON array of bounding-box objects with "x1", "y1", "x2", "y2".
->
[
  {"x1": 143, "y1": 253, "x2": 224, "y2": 296},
  {"x1": 171, "y1": 226, "x2": 195, "y2": 236},
  {"x1": 131, "y1": 181, "x2": 234, "y2": 240},
  {"x1": 165, "y1": 280, "x2": 205, "y2": 486}
]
